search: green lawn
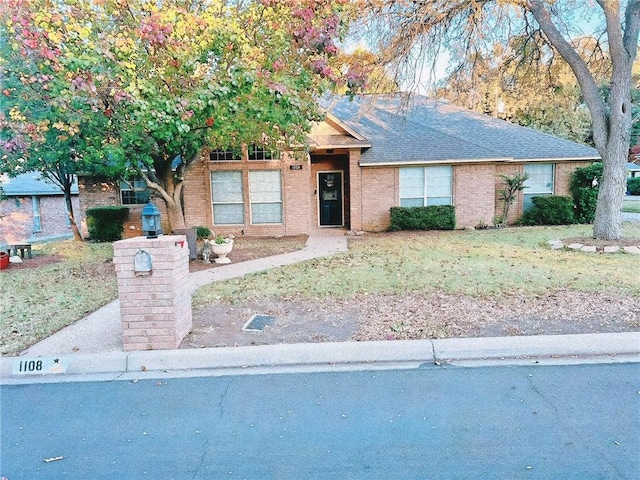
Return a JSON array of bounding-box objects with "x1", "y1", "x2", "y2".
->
[{"x1": 622, "y1": 199, "x2": 640, "y2": 213}]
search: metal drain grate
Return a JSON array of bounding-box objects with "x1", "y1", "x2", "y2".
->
[{"x1": 242, "y1": 314, "x2": 276, "y2": 332}]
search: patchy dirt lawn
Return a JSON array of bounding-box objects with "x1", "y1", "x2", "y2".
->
[
  {"x1": 182, "y1": 289, "x2": 639, "y2": 349},
  {"x1": 182, "y1": 228, "x2": 640, "y2": 348},
  {"x1": 189, "y1": 235, "x2": 308, "y2": 273}
]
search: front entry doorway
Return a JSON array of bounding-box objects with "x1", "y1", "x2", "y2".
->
[{"x1": 318, "y1": 171, "x2": 343, "y2": 227}]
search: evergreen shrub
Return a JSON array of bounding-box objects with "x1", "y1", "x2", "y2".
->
[
  {"x1": 570, "y1": 163, "x2": 602, "y2": 223},
  {"x1": 389, "y1": 205, "x2": 456, "y2": 231},
  {"x1": 628, "y1": 177, "x2": 640, "y2": 195},
  {"x1": 196, "y1": 226, "x2": 212, "y2": 240},
  {"x1": 519, "y1": 196, "x2": 575, "y2": 226},
  {"x1": 86, "y1": 206, "x2": 129, "y2": 242}
]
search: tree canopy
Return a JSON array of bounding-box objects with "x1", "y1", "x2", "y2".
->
[
  {"x1": 365, "y1": 0, "x2": 640, "y2": 240},
  {"x1": 1, "y1": 0, "x2": 363, "y2": 233}
]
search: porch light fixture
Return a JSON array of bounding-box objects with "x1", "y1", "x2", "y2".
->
[{"x1": 141, "y1": 202, "x2": 163, "y2": 239}]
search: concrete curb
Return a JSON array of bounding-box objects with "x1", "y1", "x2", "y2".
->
[{"x1": 2, "y1": 332, "x2": 639, "y2": 384}]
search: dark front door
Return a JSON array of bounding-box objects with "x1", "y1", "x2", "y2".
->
[{"x1": 318, "y1": 172, "x2": 343, "y2": 226}]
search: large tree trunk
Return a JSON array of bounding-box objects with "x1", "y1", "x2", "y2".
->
[
  {"x1": 141, "y1": 164, "x2": 186, "y2": 233},
  {"x1": 593, "y1": 135, "x2": 630, "y2": 240},
  {"x1": 528, "y1": 0, "x2": 639, "y2": 240},
  {"x1": 164, "y1": 193, "x2": 186, "y2": 233}
]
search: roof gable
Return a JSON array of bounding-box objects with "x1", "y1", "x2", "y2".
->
[{"x1": 308, "y1": 112, "x2": 371, "y2": 149}]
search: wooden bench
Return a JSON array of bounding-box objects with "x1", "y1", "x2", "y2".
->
[{"x1": 8, "y1": 244, "x2": 32, "y2": 259}]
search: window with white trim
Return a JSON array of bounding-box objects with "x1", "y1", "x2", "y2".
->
[
  {"x1": 523, "y1": 164, "x2": 554, "y2": 211},
  {"x1": 120, "y1": 179, "x2": 150, "y2": 205},
  {"x1": 209, "y1": 149, "x2": 241, "y2": 162},
  {"x1": 211, "y1": 171, "x2": 244, "y2": 224},
  {"x1": 249, "y1": 170, "x2": 282, "y2": 224},
  {"x1": 248, "y1": 145, "x2": 279, "y2": 161},
  {"x1": 399, "y1": 166, "x2": 453, "y2": 207}
]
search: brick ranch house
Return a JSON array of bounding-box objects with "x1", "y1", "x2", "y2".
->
[
  {"x1": 79, "y1": 94, "x2": 600, "y2": 237},
  {"x1": 0, "y1": 171, "x2": 82, "y2": 245}
]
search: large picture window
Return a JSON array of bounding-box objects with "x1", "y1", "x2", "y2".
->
[
  {"x1": 211, "y1": 171, "x2": 244, "y2": 224},
  {"x1": 523, "y1": 164, "x2": 554, "y2": 210},
  {"x1": 249, "y1": 170, "x2": 282, "y2": 224},
  {"x1": 399, "y1": 166, "x2": 453, "y2": 207}
]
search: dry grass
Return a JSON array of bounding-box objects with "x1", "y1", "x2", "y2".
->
[
  {"x1": 2, "y1": 223, "x2": 639, "y2": 355},
  {"x1": 0, "y1": 241, "x2": 116, "y2": 356},
  {"x1": 192, "y1": 224, "x2": 640, "y2": 310}
]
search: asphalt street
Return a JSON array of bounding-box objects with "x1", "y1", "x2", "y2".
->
[{"x1": 1, "y1": 362, "x2": 638, "y2": 479}]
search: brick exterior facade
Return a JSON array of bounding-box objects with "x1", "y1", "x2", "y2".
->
[
  {"x1": 78, "y1": 156, "x2": 592, "y2": 236},
  {"x1": 75, "y1": 125, "x2": 595, "y2": 237},
  {"x1": 0, "y1": 194, "x2": 82, "y2": 244},
  {"x1": 113, "y1": 235, "x2": 192, "y2": 351}
]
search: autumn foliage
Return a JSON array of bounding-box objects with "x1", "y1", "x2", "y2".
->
[{"x1": 1, "y1": 0, "x2": 364, "y2": 232}]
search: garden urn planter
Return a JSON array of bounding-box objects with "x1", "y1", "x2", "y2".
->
[{"x1": 212, "y1": 239, "x2": 234, "y2": 264}]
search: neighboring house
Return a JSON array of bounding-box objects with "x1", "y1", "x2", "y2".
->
[
  {"x1": 78, "y1": 93, "x2": 601, "y2": 236},
  {"x1": 0, "y1": 172, "x2": 81, "y2": 244},
  {"x1": 77, "y1": 174, "x2": 160, "y2": 238},
  {"x1": 181, "y1": 94, "x2": 600, "y2": 235},
  {"x1": 628, "y1": 162, "x2": 640, "y2": 178}
]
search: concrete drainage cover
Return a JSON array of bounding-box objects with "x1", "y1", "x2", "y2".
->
[{"x1": 242, "y1": 314, "x2": 276, "y2": 332}]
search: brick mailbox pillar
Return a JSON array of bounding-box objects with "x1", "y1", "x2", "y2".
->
[{"x1": 113, "y1": 235, "x2": 192, "y2": 351}]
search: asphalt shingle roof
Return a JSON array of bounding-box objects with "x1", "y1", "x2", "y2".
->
[
  {"x1": 0, "y1": 172, "x2": 78, "y2": 196},
  {"x1": 320, "y1": 94, "x2": 600, "y2": 165}
]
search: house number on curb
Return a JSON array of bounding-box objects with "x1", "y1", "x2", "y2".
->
[{"x1": 13, "y1": 357, "x2": 68, "y2": 375}]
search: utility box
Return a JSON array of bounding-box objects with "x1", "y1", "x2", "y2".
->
[{"x1": 113, "y1": 235, "x2": 192, "y2": 351}]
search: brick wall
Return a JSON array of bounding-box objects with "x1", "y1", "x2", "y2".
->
[
  {"x1": 360, "y1": 166, "x2": 396, "y2": 232},
  {"x1": 453, "y1": 164, "x2": 497, "y2": 228},
  {"x1": 283, "y1": 152, "x2": 312, "y2": 235},
  {"x1": 556, "y1": 161, "x2": 592, "y2": 196},
  {"x1": 182, "y1": 154, "x2": 210, "y2": 229},
  {"x1": 494, "y1": 164, "x2": 524, "y2": 224},
  {"x1": 345, "y1": 149, "x2": 361, "y2": 231},
  {"x1": 81, "y1": 157, "x2": 595, "y2": 239},
  {"x1": 0, "y1": 194, "x2": 81, "y2": 244},
  {"x1": 113, "y1": 235, "x2": 192, "y2": 351}
]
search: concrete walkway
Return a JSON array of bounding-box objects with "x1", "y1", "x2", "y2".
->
[{"x1": 20, "y1": 230, "x2": 350, "y2": 357}]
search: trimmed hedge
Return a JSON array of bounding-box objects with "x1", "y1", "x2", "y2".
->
[
  {"x1": 389, "y1": 205, "x2": 456, "y2": 231},
  {"x1": 570, "y1": 163, "x2": 602, "y2": 224},
  {"x1": 628, "y1": 177, "x2": 640, "y2": 195},
  {"x1": 86, "y1": 206, "x2": 129, "y2": 242},
  {"x1": 519, "y1": 196, "x2": 575, "y2": 226}
]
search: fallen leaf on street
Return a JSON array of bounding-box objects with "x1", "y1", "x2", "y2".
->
[{"x1": 44, "y1": 456, "x2": 64, "y2": 463}]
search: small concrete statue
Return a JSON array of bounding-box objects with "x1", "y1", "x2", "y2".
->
[{"x1": 201, "y1": 239, "x2": 213, "y2": 263}]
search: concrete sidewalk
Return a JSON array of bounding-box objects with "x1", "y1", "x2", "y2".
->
[
  {"x1": 5, "y1": 229, "x2": 640, "y2": 383},
  {"x1": 3, "y1": 333, "x2": 639, "y2": 385}
]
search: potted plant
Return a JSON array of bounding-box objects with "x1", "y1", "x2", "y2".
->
[{"x1": 211, "y1": 235, "x2": 234, "y2": 264}]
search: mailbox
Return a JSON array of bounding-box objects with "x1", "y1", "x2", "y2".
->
[{"x1": 134, "y1": 249, "x2": 152, "y2": 275}]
